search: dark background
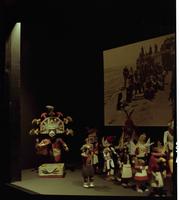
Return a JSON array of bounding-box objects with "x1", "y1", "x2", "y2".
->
[{"x1": 0, "y1": 1, "x2": 176, "y2": 197}]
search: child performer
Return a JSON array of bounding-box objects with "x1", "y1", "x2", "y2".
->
[{"x1": 81, "y1": 143, "x2": 95, "y2": 188}]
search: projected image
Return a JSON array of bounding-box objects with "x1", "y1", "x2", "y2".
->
[{"x1": 104, "y1": 33, "x2": 175, "y2": 126}]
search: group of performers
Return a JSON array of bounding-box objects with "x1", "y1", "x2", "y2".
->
[
  {"x1": 80, "y1": 121, "x2": 174, "y2": 197},
  {"x1": 29, "y1": 106, "x2": 174, "y2": 196}
]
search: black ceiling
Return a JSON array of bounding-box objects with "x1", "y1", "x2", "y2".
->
[{"x1": 0, "y1": 0, "x2": 176, "y2": 49}]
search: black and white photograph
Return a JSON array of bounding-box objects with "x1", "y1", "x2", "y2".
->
[{"x1": 104, "y1": 33, "x2": 175, "y2": 126}]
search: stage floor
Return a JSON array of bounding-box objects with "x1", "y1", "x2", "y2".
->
[{"x1": 10, "y1": 168, "x2": 173, "y2": 196}]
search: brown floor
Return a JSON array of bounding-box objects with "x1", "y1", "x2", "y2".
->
[{"x1": 10, "y1": 168, "x2": 173, "y2": 197}]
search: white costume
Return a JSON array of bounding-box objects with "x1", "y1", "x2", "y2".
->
[
  {"x1": 163, "y1": 130, "x2": 174, "y2": 152},
  {"x1": 103, "y1": 146, "x2": 116, "y2": 176},
  {"x1": 121, "y1": 155, "x2": 132, "y2": 179},
  {"x1": 130, "y1": 138, "x2": 152, "y2": 158},
  {"x1": 151, "y1": 172, "x2": 164, "y2": 188}
]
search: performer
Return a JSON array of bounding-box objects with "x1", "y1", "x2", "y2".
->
[
  {"x1": 51, "y1": 136, "x2": 69, "y2": 162},
  {"x1": 102, "y1": 136, "x2": 118, "y2": 180},
  {"x1": 133, "y1": 157, "x2": 149, "y2": 192},
  {"x1": 29, "y1": 105, "x2": 73, "y2": 167},
  {"x1": 81, "y1": 143, "x2": 95, "y2": 188},
  {"x1": 163, "y1": 120, "x2": 174, "y2": 153},
  {"x1": 86, "y1": 128, "x2": 99, "y2": 173},
  {"x1": 130, "y1": 133, "x2": 153, "y2": 162},
  {"x1": 115, "y1": 130, "x2": 132, "y2": 186},
  {"x1": 35, "y1": 138, "x2": 52, "y2": 167},
  {"x1": 163, "y1": 120, "x2": 174, "y2": 176},
  {"x1": 120, "y1": 146, "x2": 133, "y2": 187},
  {"x1": 149, "y1": 146, "x2": 167, "y2": 197}
]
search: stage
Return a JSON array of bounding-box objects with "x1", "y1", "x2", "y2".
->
[{"x1": 9, "y1": 168, "x2": 172, "y2": 197}]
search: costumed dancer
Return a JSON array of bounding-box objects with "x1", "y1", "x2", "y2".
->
[
  {"x1": 35, "y1": 138, "x2": 52, "y2": 167},
  {"x1": 163, "y1": 120, "x2": 174, "y2": 176},
  {"x1": 149, "y1": 146, "x2": 167, "y2": 197},
  {"x1": 163, "y1": 120, "x2": 174, "y2": 153},
  {"x1": 86, "y1": 128, "x2": 99, "y2": 173},
  {"x1": 130, "y1": 133, "x2": 153, "y2": 191},
  {"x1": 120, "y1": 145, "x2": 133, "y2": 187},
  {"x1": 81, "y1": 143, "x2": 95, "y2": 188},
  {"x1": 102, "y1": 136, "x2": 118, "y2": 180},
  {"x1": 115, "y1": 130, "x2": 132, "y2": 186},
  {"x1": 163, "y1": 119, "x2": 174, "y2": 194},
  {"x1": 51, "y1": 135, "x2": 69, "y2": 162},
  {"x1": 131, "y1": 133, "x2": 153, "y2": 163},
  {"x1": 133, "y1": 157, "x2": 149, "y2": 192},
  {"x1": 29, "y1": 105, "x2": 74, "y2": 167}
]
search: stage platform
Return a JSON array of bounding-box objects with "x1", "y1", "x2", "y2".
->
[{"x1": 9, "y1": 168, "x2": 173, "y2": 197}]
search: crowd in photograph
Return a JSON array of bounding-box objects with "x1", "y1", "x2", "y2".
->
[{"x1": 117, "y1": 36, "x2": 175, "y2": 111}]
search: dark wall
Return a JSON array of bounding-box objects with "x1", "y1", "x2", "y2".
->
[
  {"x1": 0, "y1": 0, "x2": 176, "y2": 181},
  {"x1": 20, "y1": 21, "x2": 104, "y2": 169}
]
